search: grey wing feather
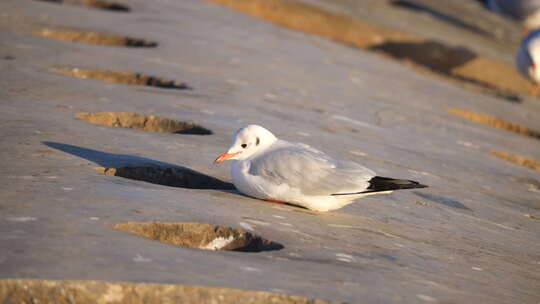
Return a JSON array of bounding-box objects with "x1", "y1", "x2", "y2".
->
[{"x1": 249, "y1": 142, "x2": 375, "y2": 196}]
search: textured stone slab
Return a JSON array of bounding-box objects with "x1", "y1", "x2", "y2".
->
[{"x1": 0, "y1": 0, "x2": 539, "y2": 303}]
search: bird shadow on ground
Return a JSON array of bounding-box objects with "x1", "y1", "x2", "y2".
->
[
  {"x1": 413, "y1": 191, "x2": 472, "y2": 210},
  {"x1": 42, "y1": 142, "x2": 236, "y2": 191}
]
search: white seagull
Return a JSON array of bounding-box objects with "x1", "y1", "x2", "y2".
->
[
  {"x1": 516, "y1": 28, "x2": 540, "y2": 95},
  {"x1": 215, "y1": 125, "x2": 427, "y2": 212}
]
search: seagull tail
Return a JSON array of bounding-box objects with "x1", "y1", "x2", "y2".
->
[{"x1": 332, "y1": 176, "x2": 427, "y2": 196}]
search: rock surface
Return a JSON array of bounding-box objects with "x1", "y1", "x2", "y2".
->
[
  {"x1": 0, "y1": 279, "x2": 335, "y2": 303},
  {"x1": 0, "y1": 0, "x2": 539, "y2": 303}
]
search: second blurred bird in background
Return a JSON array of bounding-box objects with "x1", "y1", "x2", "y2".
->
[
  {"x1": 485, "y1": 0, "x2": 540, "y2": 30},
  {"x1": 482, "y1": 0, "x2": 540, "y2": 95},
  {"x1": 516, "y1": 28, "x2": 540, "y2": 95}
]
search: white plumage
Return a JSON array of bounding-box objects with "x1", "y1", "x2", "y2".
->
[
  {"x1": 516, "y1": 28, "x2": 540, "y2": 94},
  {"x1": 215, "y1": 125, "x2": 426, "y2": 212}
]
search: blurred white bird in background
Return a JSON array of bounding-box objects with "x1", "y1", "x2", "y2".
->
[
  {"x1": 516, "y1": 28, "x2": 540, "y2": 95},
  {"x1": 484, "y1": 1, "x2": 540, "y2": 95}
]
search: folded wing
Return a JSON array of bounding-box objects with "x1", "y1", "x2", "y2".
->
[{"x1": 249, "y1": 143, "x2": 375, "y2": 196}]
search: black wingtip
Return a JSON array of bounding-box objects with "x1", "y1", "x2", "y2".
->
[
  {"x1": 332, "y1": 176, "x2": 427, "y2": 196},
  {"x1": 366, "y1": 176, "x2": 427, "y2": 192}
]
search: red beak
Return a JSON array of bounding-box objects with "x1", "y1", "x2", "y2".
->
[{"x1": 214, "y1": 152, "x2": 240, "y2": 163}]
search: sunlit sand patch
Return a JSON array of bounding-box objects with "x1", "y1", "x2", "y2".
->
[
  {"x1": 114, "y1": 221, "x2": 283, "y2": 252},
  {"x1": 448, "y1": 108, "x2": 540, "y2": 139},
  {"x1": 490, "y1": 150, "x2": 540, "y2": 171},
  {"x1": 35, "y1": 28, "x2": 157, "y2": 47}
]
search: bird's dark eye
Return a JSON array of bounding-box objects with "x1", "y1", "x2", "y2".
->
[
  {"x1": 241, "y1": 144, "x2": 247, "y2": 148},
  {"x1": 256, "y1": 137, "x2": 260, "y2": 146}
]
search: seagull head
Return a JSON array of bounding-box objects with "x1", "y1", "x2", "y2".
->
[{"x1": 214, "y1": 125, "x2": 277, "y2": 163}]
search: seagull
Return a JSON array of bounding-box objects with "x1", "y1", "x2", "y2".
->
[
  {"x1": 214, "y1": 125, "x2": 427, "y2": 212},
  {"x1": 516, "y1": 28, "x2": 540, "y2": 95},
  {"x1": 485, "y1": 0, "x2": 540, "y2": 30}
]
